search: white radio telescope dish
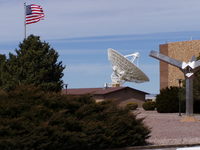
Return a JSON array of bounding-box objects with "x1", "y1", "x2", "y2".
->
[{"x1": 108, "y1": 48, "x2": 149, "y2": 86}]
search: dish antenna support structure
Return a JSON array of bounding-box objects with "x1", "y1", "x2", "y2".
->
[
  {"x1": 108, "y1": 48, "x2": 149, "y2": 87},
  {"x1": 149, "y1": 50, "x2": 200, "y2": 117}
]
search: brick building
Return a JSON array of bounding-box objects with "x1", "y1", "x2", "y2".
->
[
  {"x1": 160, "y1": 40, "x2": 200, "y2": 89},
  {"x1": 63, "y1": 86, "x2": 148, "y2": 107}
]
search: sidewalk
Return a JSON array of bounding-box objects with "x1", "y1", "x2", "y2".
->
[{"x1": 136, "y1": 108, "x2": 200, "y2": 146}]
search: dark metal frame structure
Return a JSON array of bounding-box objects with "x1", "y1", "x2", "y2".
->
[{"x1": 150, "y1": 50, "x2": 200, "y2": 116}]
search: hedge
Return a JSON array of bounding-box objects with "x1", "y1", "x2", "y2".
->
[{"x1": 0, "y1": 85, "x2": 150, "y2": 150}]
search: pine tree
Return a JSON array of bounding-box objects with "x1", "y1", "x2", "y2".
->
[{"x1": 0, "y1": 35, "x2": 65, "y2": 92}]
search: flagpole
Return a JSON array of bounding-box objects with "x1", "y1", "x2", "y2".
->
[{"x1": 24, "y1": 2, "x2": 26, "y2": 39}]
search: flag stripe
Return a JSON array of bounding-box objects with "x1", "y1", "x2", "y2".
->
[
  {"x1": 26, "y1": 15, "x2": 44, "y2": 19},
  {"x1": 26, "y1": 20, "x2": 40, "y2": 25},
  {"x1": 26, "y1": 17, "x2": 43, "y2": 22},
  {"x1": 26, "y1": 4, "x2": 44, "y2": 25}
]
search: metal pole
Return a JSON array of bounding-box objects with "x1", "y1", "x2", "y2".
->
[
  {"x1": 65, "y1": 84, "x2": 68, "y2": 94},
  {"x1": 186, "y1": 77, "x2": 194, "y2": 116},
  {"x1": 178, "y1": 79, "x2": 182, "y2": 116},
  {"x1": 24, "y1": 2, "x2": 26, "y2": 39}
]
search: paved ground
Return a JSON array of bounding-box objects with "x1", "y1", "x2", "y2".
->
[
  {"x1": 142, "y1": 146, "x2": 200, "y2": 150},
  {"x1": 135, "y1": 109, "x2": 200, "y2": 146}
]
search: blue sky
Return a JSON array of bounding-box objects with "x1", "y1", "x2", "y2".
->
[{"x1": 1, "y1": 0, "x2": 200, "y2": 94}]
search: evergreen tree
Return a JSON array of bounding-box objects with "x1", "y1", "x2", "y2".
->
[
  {"x1": 0, "y1": 86, "x2": 150, "y2": 149},
  {"x1": 0, "y1": 35, "x2": 65, "y2": 92}
]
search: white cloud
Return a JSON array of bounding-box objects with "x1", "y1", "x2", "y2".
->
[
  {"x1": 1, "y1": 0, "x2": 200, "y2": 93},
  {"x1": 1, "y1": 0, "x2": 200, "y2": 42},
  {"x1": 65, "y1": 63, "x2": 110, "y2": 75},
  {"x1": 57, "y1": 49, "x2": 105, "y2": 55}
]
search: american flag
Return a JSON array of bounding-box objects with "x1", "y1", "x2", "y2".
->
[{"x1": 26, "y1": 4, "x2": 44, "y2": 25}]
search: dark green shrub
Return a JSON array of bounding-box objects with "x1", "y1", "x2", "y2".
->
[
  {"x1": 156, "y1": 86, "x2": 185, "y2": 113},
  {"x1": 0, "y1": 85, "x2": 150, "y2": 150},
  {"x1": 125, "y1": 102, "x2": 138, "y2": 110},
  {"x1": 194, "y1": 99, "x2": 200, "y2": 113},
  {"x1": 142, "y1": 101, "x2": 156, "y2": 110}
]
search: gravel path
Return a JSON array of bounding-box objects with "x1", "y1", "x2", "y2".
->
[{"x1": 136, "y1": 109, "x2": 200, "y2": 146}]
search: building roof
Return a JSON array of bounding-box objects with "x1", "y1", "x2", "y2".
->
[
  {"x1": 145, "y1": 94, "x2": 157, "y2": 100},
  {"x1": 63, "y1": 86, "x2": 148, "y2": 95}
]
